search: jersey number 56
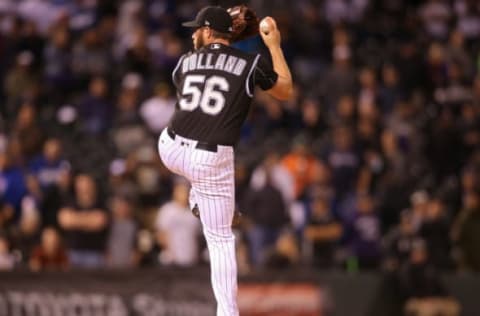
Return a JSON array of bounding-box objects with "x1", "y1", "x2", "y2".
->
[{"x1": 179, "y1": 75, "x2": 229, "y2": 115}]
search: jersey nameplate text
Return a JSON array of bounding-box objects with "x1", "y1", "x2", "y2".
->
[{"x1": 182, "y1": 53, "x2": 247, "y2": 76}]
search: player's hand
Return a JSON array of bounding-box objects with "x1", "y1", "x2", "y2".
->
[{"x1": 259, "y1": 17, "x2": 281, "y2": 49}]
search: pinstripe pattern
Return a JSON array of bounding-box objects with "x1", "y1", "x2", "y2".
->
[{"x1": 158, "y1": 128, "x2": 239, "y2": 316}]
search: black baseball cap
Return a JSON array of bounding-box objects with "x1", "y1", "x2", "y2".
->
[{"x1": 182, "y1": 6, "x2": 233, "y2": 33}]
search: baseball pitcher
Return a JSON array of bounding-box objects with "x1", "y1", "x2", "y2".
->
[{"x1": 158, "y1": 5, "x2": 293, "y2": 316}]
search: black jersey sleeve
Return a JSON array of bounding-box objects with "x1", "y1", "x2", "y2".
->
[{"x1": 253, "y1": 55, "x2": 278, "y2": 90}]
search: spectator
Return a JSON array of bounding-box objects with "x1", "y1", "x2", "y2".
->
[
  {"x1": 304, "y1": 195, "x2": 342, "y2": 269},
  {"x1": 299, "y1": 97, "x2": 327, "y2": 140},
  {"x1": 0, "y1": 234, "x2": 15, "y2": 270},
  {"x1": 136, "y1": 228, "x2": 159, "y2": 267},
  {"x1": 10, "y1": 196, "x2": 41, "y2": 265},
  {"x1": 243, "y1": 173, "x2": 290, "y2": 267},
  {"x1": 394, "y1": 39, "x2": 427, "y2": 95},
  {"x1": 0, "y1": 201, "x2": 14, "y2": 230},
  {"x1": 3, "y1": 51, "x2": 38, "y2": 117},
  {"x1": 149, "y1": 29, "x2": 183, "y2": 74},
  {"x1": 331, "y1": 95, "x2": 356, "y2": 130},
  {"x1": 17, "y1": 1, "x2": 60, "y2": 36},
  {"x1": 406, "y1": 191, "x2": 430, "y2": 233},
  {"x1": 376, "y1": 129, "x2": 412, "y2": 229},
  {"x1": 321, "y1": 43, "x2": 356, "y2": 110},
  {"x1": 459, "y1": 166, "x2": 478, "y2": 195},
  {"x1": 387, "y1": 99, "x2": 423, "y2": 159},
  {"x1": 107, "y1": 156, "x2": 140, "y2": 201},
  {"x1": 384, "y1": 211, "x2": 422, "y2": 271},
  {"x1": 29, "y1": 227, "x2": 68, "y2": 271},
  {"x1": 426, "y1": 42, "x2": 449, "y2": 92},
  {"x1": 29, "y1": 138, "x2": 69, "y2": 189},
  {"x1": 454, "y1": 0, "x2": 480, "y2": 39},
  {"x1": 0, "y1": 151, "x2": 27, "y2": 218},
  {"x1": 115, "y1": 0, "x2": 144, "y2": 55},
  {"x1": 420, "y1": 198, "x2": 452, "y2": 269},
  {"x1": 451, "y1": 191, "x2": 480, "y2": 272},
  {"x1": 419, "y1": 0, "x2": 452, "y2": 40},
  {"x1": 324, "y1": 0, "x2": 368, "y2": 25},
  {"x1": 322, "y1": 125, "x2": 361, "y2": 201},
  {"x1": 445, "y1": 30, "x2": 472, "y2": 80},
  {"x1": 458, "y1": 103, "x2": 480, "y2": 158},
  {"x1": 357, "y1": 67, "x2": 379, "y2": 111},
  {"x1": 58, "y1": 174, "x2": 109, "y2": 268},
  {"x1": 114, "y1": 73, "x2": 143, "y2": 127},
  {"x1": 253, "y1": 96, "x2": 289, "y2": 139},
  {"x1": 43, "y1": 27, "x2": 72, "y2": 99},
  {"x1": 71, "y1": 26, "x2": 110, "y2": 84},
  {"x1": 308, "y1": 160, "x2": 333, "y2": 195},
  {"x1": 379, "y1": 64, "x2": 403, "y2": 115},
  {"x1": 139, "y1": 82, "x2": 176, "y2": 134},
  {"x1": 122, "y1": 26, "x2": 151, "y2": 77},
  {"x1": 357, "y1": 119, "x2": 381, "y2": 154},
  {"x1": 11, "y1": 103, "x2": 44, "y2": 162},
  {"x1": 358, "y1": 99, "x2": 380, "y2": 128},
  {"x1": 155, "y1": 180, "x2": 201, "y2": 267},
  {"x1": 106, "y1": 195, "x2": 138, "y2": 268},
  {"x1": 435, "y1": 61, "x2": 471, "y2": 107},
  {"x1": 289, "y1": 0, "x2": 329, "y2": 85},
  {"x1": 111, "y1": 73, "x2": 150, "y2": 156},
  {"x1": 40, "y1": 167, "x2": 72, "y2": 228},
  {"x1": 63, "y1": 0, "x2": 97, "y2": 34},
  {"x1": 426, "y1": 107, "x2": 463, "y2": 182},
  {"x1": 281, "y1": 135, "x2": 318, "y2": 200},
  {"x1": 398, "y1": 240, "x2": 460, "y2": 316},
  {"x1": 77, "y1": 76, "x2": 112, "y2": 134},
  {"x1": 250, "y1": 150, "x2": 295, "y2": 208},
  {"x1": 346, "y1": 193, "x2": 382, "y2": 269}
]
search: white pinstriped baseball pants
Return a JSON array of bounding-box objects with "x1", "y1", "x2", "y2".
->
[{"x1": 158, "y1": 128, "x2": 239, "y2": 316}]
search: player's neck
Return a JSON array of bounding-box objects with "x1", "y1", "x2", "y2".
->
[{"x1": 207, "y1": 38, "x2": 230, "y2": 47}]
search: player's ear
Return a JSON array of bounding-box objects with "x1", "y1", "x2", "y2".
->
[{"x1": 205, "y1": 27, "x2": 213, "y2": 39}]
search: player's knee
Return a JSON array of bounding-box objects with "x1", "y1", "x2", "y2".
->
[{"x1": 203, "y1": 227, "x2": 235, "y2": 242}]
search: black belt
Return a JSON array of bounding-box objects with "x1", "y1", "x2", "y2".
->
[{"x1": 167, "y1": 128, "x2": 218, "y2": 153}]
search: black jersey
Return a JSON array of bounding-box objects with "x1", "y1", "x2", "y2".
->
[{"x1": 169, "y1": 43, "x2": 278, "y2": 146}]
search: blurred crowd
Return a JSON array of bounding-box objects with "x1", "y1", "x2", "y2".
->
[{"x1": 0, "y1": 0, "x2": 479, "y2": 291}]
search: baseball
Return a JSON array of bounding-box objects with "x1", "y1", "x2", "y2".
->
[{"x1": 260, "y1": 19, "x2": 270, "y2": 34}]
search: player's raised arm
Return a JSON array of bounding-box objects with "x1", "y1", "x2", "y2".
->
[{"x1": 259, "y1": 17, "x2": 293, "y2": 100}]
